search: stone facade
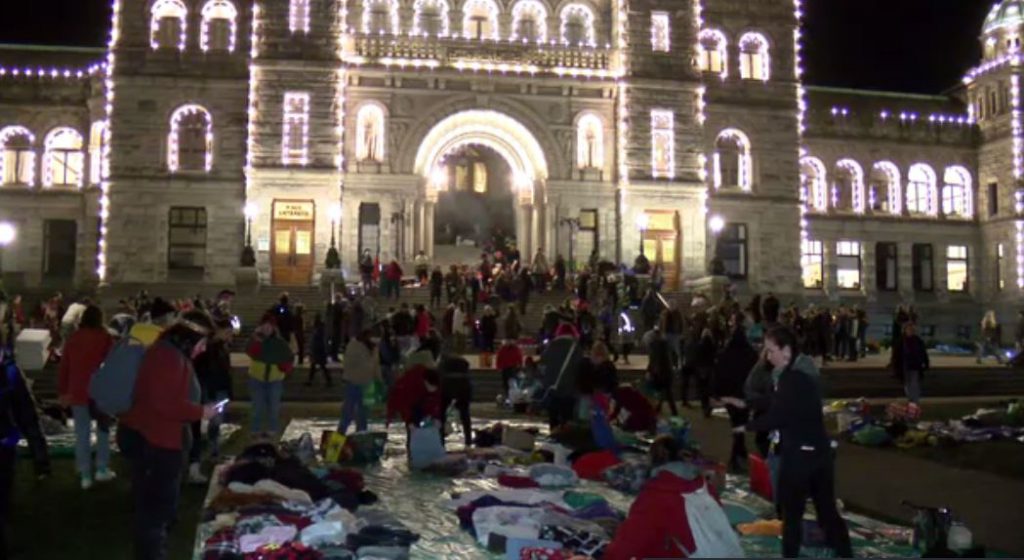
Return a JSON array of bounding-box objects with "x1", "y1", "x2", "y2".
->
[{"x1": 0, "y1": 0, "x2": 1022, "y2": 339}]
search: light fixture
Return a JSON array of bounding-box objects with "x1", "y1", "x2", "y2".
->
[
  {"x1": 708, "y1": 214, "x2": 725, "y2": 234},
  {"x1": 0, "y1": 222, "x2": 16, "y2": 246}
]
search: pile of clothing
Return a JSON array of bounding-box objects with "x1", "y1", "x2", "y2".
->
[
  {"x1": 196, "y1": 441, "x2": 419, "y2": 560},
  {"x1": 830, "y1": 399, "x2": 1024, "y2": 448}
]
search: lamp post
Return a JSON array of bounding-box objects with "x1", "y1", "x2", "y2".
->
[
  {"x1": 241, "y1": 202, "x2": 258, "y2": 267},
  {"x1": 637, "y1": 212, "x2": 650, "y2": 256},
  {"x1": 0, "y1": 222, "x2": 16, "y2": 275},
  {"x1": 326, "y1": 203, "x2": 342, "y2": 269},
  {"x1": 708, "y1": 214, "x2": 726, "y2": 275}
]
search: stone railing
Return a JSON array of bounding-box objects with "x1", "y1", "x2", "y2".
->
[{"x1": 350, "y1": 34, "x2": 613, "y2": 73}]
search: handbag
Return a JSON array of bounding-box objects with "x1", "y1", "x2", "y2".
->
[{"x1": 409, "y1": 420, "x2": 445, "y2": 469}]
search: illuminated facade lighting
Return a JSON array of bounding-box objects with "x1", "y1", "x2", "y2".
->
[
  {"x1": 510, "y1": 0, "x2": 546, "y2": 42},
  {"x1": 559, "y1": 4, "x2": 596, "y2": 47},
  {"x1": 282, "y1": 92, "x2": 310, "y2": 166},
  {"x1": 289, "y1": 0, "x2": 310, "y2": 34},
  {"x1": 738, "y1": 32, "x2": 770, "y2": 81},
  {"x1": 651, "y1": 109, "x2": 675, "y2": 179},
  {"x1": 713, "y1": 129, "x2": 752, "y2": 191},
  {"x1": 97, "y1": 0, "x2": 122, "y2": 282},
  {"x1": 150, "y1": 0, "x2": 188, "y2": 51},
  {"x1": 0, "y1": 126, "x2": 36, "y2": 187},
  {"x1": 42, "y1": 127, "x2": 85, "y2": 188},
  {"x1": 167, "y1": 104, "x2": 214, "y2": 173},
  {"x1": 650, "y1": 12, "x2": 669, "y2": 52},
  {"x1": 836, "y1": 159, "x2": 865, "y2": 214},
  {"x1": 413, "y1": 0, "x2": 451, "y2": 37},
  {"x1": 575, "y1": 112, "x2": 604, "y2": 169},
  {"x1": 362, "y1": 0, "x2": 401, "y2": 35},
  {"x1": 200, "y1": 0, "x2": 239, "y2": 53}
]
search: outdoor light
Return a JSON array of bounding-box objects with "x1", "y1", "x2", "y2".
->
[
  {"x1": 637, "y1": 212, "x2": 649, "y2": 256},
  {"x1": 0, "y1": 222, "x2": 16, "y2": 274},
  {"x1": 708, "y1": 214, "x2": 725, "y2": 234}
]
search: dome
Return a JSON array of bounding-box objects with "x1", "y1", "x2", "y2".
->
[{"x1": 984, "y1": 0, "x2": 1024, "y2": 35}]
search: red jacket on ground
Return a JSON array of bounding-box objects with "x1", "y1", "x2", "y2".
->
[
  {"x1": 495, "y1": 344, "x2": 524, "y2": 371},
  {"x1": 120, "y1": 343, "x2": 203, "y2": 450},
  {"x1": 603, "y1": 468, "x2": 705, "y2": 559},
  {"x1": 612, "y1": 385, "x2": 658, "y2": 433},
  {"x1": 58, "y1": 328, "x2": 114, "y2": 406},
  {"x1": 386, "y1": 365, "x2": 442, "y2": 425}
]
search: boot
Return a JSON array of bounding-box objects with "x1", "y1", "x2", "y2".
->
[{"x1": 188, "y1": 463, "x2": 209, "y2": 485}]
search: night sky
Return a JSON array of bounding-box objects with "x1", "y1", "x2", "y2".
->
[{"x1": 0, "y1": 0, "x2": 996, "y2": 94}]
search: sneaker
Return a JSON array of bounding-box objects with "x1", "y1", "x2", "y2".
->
[
  {"x1": 95, "y1": 469, "x2": 117, "y2": 483},
  {"x1": 188, "y1": 463, "x2": 209, "y2": 485},
  {"x1": 80, "y1": 475, "x2": 93, "y2": 490}
]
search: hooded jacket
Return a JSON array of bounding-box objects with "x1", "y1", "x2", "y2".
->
[
  {"x1": 713, "y1": 328, "x2": 758, "y2": 399},
  {"x1": 342, "y1": 339, "x2": 382, "y2": 386},
  {"x1": 541, "y1": 335, "x2": 582, "y2": 398},
  {"x1": 604, "y1": 463, "x2": 705, "y2": 560},
  {"x1": 746, "y1": 353, "x2": 830, "y2": 456}
]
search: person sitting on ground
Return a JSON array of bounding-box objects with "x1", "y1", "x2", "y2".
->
[
  {"x1": 604, "y1": 436, "x2": 723, "y2": 559},
  {"x1": 58, "y1": 305, "x2": 115, "y2": 489}
]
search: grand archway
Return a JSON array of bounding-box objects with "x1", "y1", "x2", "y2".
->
[{"x1": 412, "y1": 110, "x2": 549, "y2": 265}]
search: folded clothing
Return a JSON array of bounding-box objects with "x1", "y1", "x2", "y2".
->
[
  {"x1": 528, "y1": 464, "x2": 579, "y2": 488},
  {"x1": 239, "y1": 525, "x2": 298, "y2": 553},
  {"x1": 499, "y1": 474, "x2": 540, "y2": 489},
  {"x1": 228, "y1": 480, "x2": 313, "y2": 505},
  {"x1": 737, "y1": 519, "x2": 783, "y2": 536}
]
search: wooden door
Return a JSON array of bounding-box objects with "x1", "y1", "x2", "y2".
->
[
  {"x1": 643, "y1": 232, "x2": 679, "y2": 290},
  {"x1": 272, "y1": 200, "x2": 315, "y2": 286}
]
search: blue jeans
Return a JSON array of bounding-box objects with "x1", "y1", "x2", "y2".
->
[
  {"x1": 248, "y1": 379, "x2": 283, "y2": 435},
  {"x1": 338, "y1": 382, "x2": 367, "y2": 434},
  {"x1": 72, "y1": 405, "x2": 110, "y2": 476}
]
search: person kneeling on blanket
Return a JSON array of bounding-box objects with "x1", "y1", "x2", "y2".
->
[{"x1": 604, "y1": 435, "x2": 744, "y2": 559}]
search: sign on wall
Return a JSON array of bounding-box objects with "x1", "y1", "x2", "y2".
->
[{"x1": 273, "y1": 201, "x2": 315, "y2": 221}]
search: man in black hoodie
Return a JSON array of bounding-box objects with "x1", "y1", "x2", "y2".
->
[{"x1": 713, "y1": 318, "x2": 759, "y2": 472}]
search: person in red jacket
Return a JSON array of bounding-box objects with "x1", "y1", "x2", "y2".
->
[
  {"x1": 57, "y1": 305, "x2": 115, "y2": 490},
  {"x1": 604, "y1": 436, "x2": 708, "y2": 559},
  {"x1": 117, "y1": 311, "x2": 219, "y2": 560},
  {"x1": 495, "y1": 339, "x2": 524, "y2": 399},
  {"x1": 385, "y1": 260, "x2": 403, "y2": 300},
  {"x1": 611, "y1": 384, "x2": 658, "y2": 433}
]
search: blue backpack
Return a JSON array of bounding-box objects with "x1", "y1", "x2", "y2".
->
[{"x1": 89, "y1": 337, "x2": 147, "y2": 416}]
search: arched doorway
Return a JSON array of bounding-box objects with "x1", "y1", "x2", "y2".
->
[
  {"x1": 432, "y1": 144, "x2": 516, "y2": 265},
  {"x1": 413, "y1": 109, "x2": 549, "y2": 266}
]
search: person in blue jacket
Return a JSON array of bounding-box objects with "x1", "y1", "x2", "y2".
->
[{"x1": 0, "y1": 331, "x2": 51, "y2": 557}]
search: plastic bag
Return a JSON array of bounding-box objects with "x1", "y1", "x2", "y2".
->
[{"x1": 683, "y1": 485, "x2": 746, "y2": 558}]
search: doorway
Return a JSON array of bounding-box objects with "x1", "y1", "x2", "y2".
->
[
  {"x1": 642, "y1": 210, "x2": 680, "y2": 289},
  {"x1": 433, "y1": 144, "x2": 516, "y2": 266},
  {"x1": 271, "y1": 200, "x2": 315, "y2": 286},
  {"x1": 44, "y1": 219, "x2": 77, "y2": 279}
]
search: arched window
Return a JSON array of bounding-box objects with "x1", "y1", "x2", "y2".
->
[
  {"x1": 462, "y1": 0, "x2": 499, "y2": 40},
  {"x1": 870, "y1": 161, "x2": 901, "y2": 215},
  {"x1": 43, "y1": 128, "x2": 84, "y2": 188},
  {"x1": 356, "y1": 104, "x2": 386, "y2": 162},
  {"x1": 907, "y1": 163, "x2": 937, "y2": 216},
  {"x1": 697, "y1": 29, "x2": 727, "y2": 77},
  {"x1": 800, "y1": 156, "x2": 827, "y2": 211},
  {"x1": 942, "y1": 166, "x2": 973, "y2": 218},
  {"x1": 714, "y1": 129, "x2": 751, "y2": 190},
  {"x1": 833, "y1": 159, "x2": 864, "y2": 213},
  {"x1": 0, "y1": 126, "x2": 35, "y2": 186},
  {"x1": 201, "y1": 0, "x2": 237, "y2": 52},
  {"x1": 150, "y1": 0, "x2": 188, "y2": 51},
  {"x1": 168, "y1": 105, "x2": 214, "y2": 172},
  {"x1": 289, "y1": 0, "x2": 310, "y2": 33},
  {"x1": 559, "y1": 4, "x2": 595, "y2": 47},
  {"x1": 89, "y1": 121, "x2": 108, "y2": 185},
  {"x1": 738, "y1": 32, "x2": 770, "y2": 81},
  {"x1": 511, "y1": 0, "x2": 547, "y2": 42},
  {"x1": 413, "y1": 0, "x2": 450, "y2": 37},
  {"x1": 576, "y1": 113, "x2": 603, "y2": 169},
  {"x1": 364, "y1": 0, "x2": 400, "y2": 34}
]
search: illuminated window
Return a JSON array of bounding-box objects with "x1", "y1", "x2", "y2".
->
[
  {"x1": 364, "y1": 0, "x2": 399, "y2": 34},
  {"x1": 289, "y1": 0, "x2": 310, "y2": 33},
  {"x1": 698, "y1": 29, "x2": 727, "y2": 76},
  {"x1": 560, "y1": 3, "x2": 595, "y2": 47},
  {"x1": 463, "y1": 0, "x2": 499, "y2": 40},
  {"x1": 714, "y1": 129, "x2": 751, "y2": 190},
  {"x1": 0, "y1": 126, "x2": 35, "y2": 186},
  {"x1": 168, "y1": 105, "x2": 214, "y2": 172},
  {"x1": 870, "y1": 161, "x2": 901, "y2": 215},
  {"x1": 651, "y1": 12, "x2": 669, "y2": 52},
  {"x1": 150, "y1": 0, "x2": 188, "y2": 50},
  {"x1": 912, "y1": 243, "x2": 934, "y2": 291},
  {"x1": 43, "y1": 128, "x2": 85, "y2": 187},
  {"x1": 801, "y1": 239, "x2": 823, "y2": 289},
  {"x1": 576, "y1": 112, "x2": 604, "y2": 169},
  {"x1": 413, "y1": 0, "x2": 449, "y2": 37},
  {"x1": 472, "y1": 162, "x2": 487, "y2": 193},
  {"x1": 511, "y1": 0, "x2": 546, "y2": 42},
  {"x1": 282, "y1": 92, "x2": 310, "y2": 166},
  {"x1": 201, "y1": 0, "x2": 237, "y2": 52},
  {"x1": 836, "y1": 241, "x2": 861, "y2": 290},
  {"x1": 800, "y1": 156, "x2": 827, "y2": 211},
  {"x1": 997, "y1": 243, "x2": 1006, "y2": 291},
  {"x1": 946, "y1": 245, "x2": 968, "y2": 292},
  {"x1": 739, "y1": 32, "x2": 770, "y2": 81},
  {"x1": 907, "y1": 163, "x2": 937, "y2": 216},
  {"x1": 356, "y1": 103, "x2": 386, "y2": 162},
  {"x1": 942, "y1": 166, "x2": 973, "y2": 218},
  {"x1": 833, "y1": 159, "x2": 864, "y2": 213},
  {"x1": 89, "y1": 121, "x2": 108, "y2": 185},
  {"x1": 650, "y1": 109, "x2": 674, "y2": 179}
]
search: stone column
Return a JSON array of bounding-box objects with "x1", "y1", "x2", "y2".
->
[{"x1": 424, "y1": 201, "x2": 435, "y2": 258}]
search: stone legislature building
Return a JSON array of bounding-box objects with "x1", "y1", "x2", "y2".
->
[{"x1": 0, "y1": 0, "x2": 1021, "y2": 335}]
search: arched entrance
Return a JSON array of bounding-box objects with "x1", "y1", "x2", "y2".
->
[{"x1": 413, "y1": 110, "x2": 549, "y2": 266}]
